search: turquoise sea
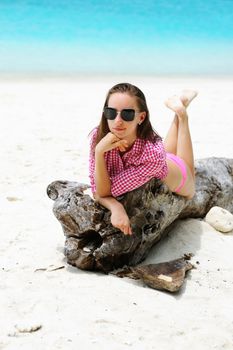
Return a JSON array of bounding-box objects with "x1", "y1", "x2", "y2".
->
[{"x1": 0, "y1": 0, "x2": 233, "y2": 75}]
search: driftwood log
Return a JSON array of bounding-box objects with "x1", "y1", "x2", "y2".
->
[
  {"x1": 47, "y1": 158, "x2": 233, "y2": 278},
  {"x1": 115, "y1": 255, "x2": 194, "y2": 292}
]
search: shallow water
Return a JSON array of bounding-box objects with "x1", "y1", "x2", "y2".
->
[{"x1": 0, "y1": 0, "x2": 233, "y2": 74}]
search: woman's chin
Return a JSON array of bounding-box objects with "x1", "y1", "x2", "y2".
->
[{"x1": 112, "y1": 128, "x2": 127, "y2": 137}]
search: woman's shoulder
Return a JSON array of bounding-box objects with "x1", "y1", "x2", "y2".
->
[
  {"x1": 89, "y1": 126, "x2": 98, "y2": 138},
  {"x1": 89, "y1": 127, "x2": 99, "y2": 152},
  {"x1": 89, "y1": 126, "x2": 98, "y2": 142}
]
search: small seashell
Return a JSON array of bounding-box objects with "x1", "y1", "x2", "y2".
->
[{"x1": 15, "y1": 323, "x2": 42, "y2": 333}]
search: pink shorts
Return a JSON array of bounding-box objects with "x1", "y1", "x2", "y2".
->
[{"x1": 166, "y1": 153, "x2": 187, "y2": 193}]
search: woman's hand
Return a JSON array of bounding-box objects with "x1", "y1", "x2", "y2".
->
[
  {"x1": 95, "y1": 132, "x2": 128, "y2": 154},
  {"x1": 110, "y1": 204, "x2": 132, "y2": 235},
  {"x1": 94, "y1": 195, "x2": 132, "y2": 235}
]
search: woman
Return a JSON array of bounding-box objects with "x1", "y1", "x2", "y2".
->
[{"x1": 89, "y1": 83, "x2": 197, "y2": 235}]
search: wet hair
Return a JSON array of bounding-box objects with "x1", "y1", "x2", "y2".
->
[{"x1": 94, "y1": 82, "x2": 161, "y2": 146}]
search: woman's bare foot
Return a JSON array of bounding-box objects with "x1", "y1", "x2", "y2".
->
[
  {"x1": 180, "y1": 89, "x2": 198, "y2": 108},
  {"x1": 164, "y1": 95, "x2": 186, "y2": 118}
]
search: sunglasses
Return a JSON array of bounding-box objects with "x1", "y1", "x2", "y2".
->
[{"x1": 103, "y1": 107, "x2": 140, "y2": 122}]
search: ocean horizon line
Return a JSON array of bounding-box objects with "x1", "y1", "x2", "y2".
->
[{"x1": 1, "y1": 71, "x2": 233, "y2": 81}]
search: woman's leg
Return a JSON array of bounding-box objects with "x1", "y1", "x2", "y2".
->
[
  {"x1": 165, "y1": 91, "x2": 196, "y2": 177},
  {"x1": 164, "y1": 114, "x2": 178, "y2": 154},
  {"x1": 164, "y1": 89, "x2": 197, "y2": 158},
  {"x1": 163, "y1": 90, "x2": 197, "y2": 198}
]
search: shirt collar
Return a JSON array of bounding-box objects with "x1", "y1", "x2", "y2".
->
[{"x1": 121, "y1": 138, "x2": 144, "y2": 158}]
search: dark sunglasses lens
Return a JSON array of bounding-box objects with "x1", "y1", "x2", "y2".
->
[
  {"x1": 104, "y1": 107, "x2": 136, "y2": 121},
  {"x1": 104, "y1": 107, "x2": 116, "y2": 120},
  {"x1": 121, "y1": 109, "x2": 135, "y2": 121}
]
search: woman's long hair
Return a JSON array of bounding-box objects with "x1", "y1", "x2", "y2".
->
[{"x1": 94, "y1": 82, "x2": 161, "y2": 146}]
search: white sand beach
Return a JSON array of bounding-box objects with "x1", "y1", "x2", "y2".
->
[{"x1": 0, "y1": 75, "x2": 233, "y2": 349}]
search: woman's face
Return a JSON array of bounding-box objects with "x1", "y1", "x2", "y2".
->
[{"x1": 107, "y1": 93, "x2": 145, "y2": 143}]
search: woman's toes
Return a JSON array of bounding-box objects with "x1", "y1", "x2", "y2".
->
[
  {"x1": 180, "y1": 89, "x2": 198, "y2": 107},
  {"x1": 165, "y1": 96, "x2": 185, "y2": 114}
]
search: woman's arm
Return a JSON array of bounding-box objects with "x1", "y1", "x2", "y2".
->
[
  {"x1": 90, "y1": 131, "x2": 131, "y2": 234},
  {"x1": 94, "y1": 132, "x2": 128, "y2": 197},
  {"x1": 94, "y1": 194, "x2": 132, "y2": 235},
  {"x1": 94, "y1": 147, "x2": 112, "y2": 197}
]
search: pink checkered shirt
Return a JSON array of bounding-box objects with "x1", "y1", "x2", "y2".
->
[{"x1": 89, "y1": 128, "x2": 168, "y2": 197}]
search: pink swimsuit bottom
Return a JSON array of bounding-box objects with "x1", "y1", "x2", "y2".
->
[{"x1": 166, "y1": 153, "x2": 187, "y2": 193}]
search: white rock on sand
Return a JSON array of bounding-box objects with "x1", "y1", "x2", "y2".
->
[{"x1": 205, "y1": 206, "x2": 233, "y2": 233}]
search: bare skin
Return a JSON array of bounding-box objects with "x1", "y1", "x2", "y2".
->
[
  {"x1": 163, "y1": 90, "x2": 197, "y2": 199},
  {"x1": 94, "y1": 133, "x2": 132, "y2": 235},
  {"x1": 94, "y1": 93, "x2": 145, "y2": 235},
  {"x1": 180, "y1": 89, "x2": 198, "y2": 108},
  {"x1": 94, "y1": 90, "x2": 197, "y2": 234}
]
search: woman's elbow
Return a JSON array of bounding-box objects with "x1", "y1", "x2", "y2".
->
[{"x1": 93, "y1": 191, "x2": 111, "y2": 201}]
